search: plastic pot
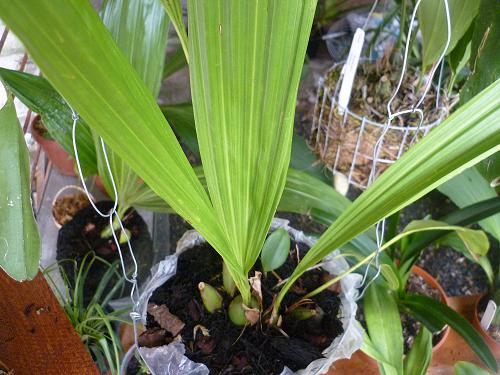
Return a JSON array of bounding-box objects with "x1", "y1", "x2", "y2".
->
[
  {"x1": 472, "y1": 294, "x2": 500, "y2": 358},
  {"x1": 31, "y1": 114, "x2": 75, "y2": 176},
  {"x1": 131, "y1": 218, "x2": 364, "y2": 375}
]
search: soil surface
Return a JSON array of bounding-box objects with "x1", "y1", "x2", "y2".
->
[
  {"x1": 56, "y1": 201, "x2": 152, "y2": 301},
  {"x1": 138, "y1": 241, "x2": 343, "y2": 374}
]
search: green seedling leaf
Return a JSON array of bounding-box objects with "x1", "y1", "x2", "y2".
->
[
  {"x1": 403, "y1": 327, "x2": 432, "y2": 375},
  {"x1": 0, "y1": 96, "x2": 40, "y2": 280},
  {"x1": 418, "y1": 0, "x2": 480, "y2": 69},
  {"x1": 261, "y1": 228, "x2": 291, "y2": 273},
  {"x1": 198, "y1": 282, "x2": 223, "y2": 313},
  {"x1": 380, "y1": 263, "x2": 400, "y2": 291},
  {"x1": 399, "y1": 295, "x2": 497, "y2": 372},
  {"x1": 405, "y1": 219, "x2": 489, "y2": 259},
  {"x1": 228, "y1": 294, "x2": 259, "y2": 326},
  {"x1": 364, "y1": 282, "x2": 403, "y2": 375},
  {"x1": 454, "y1": 361, "x2": 491, "y2": 375}
]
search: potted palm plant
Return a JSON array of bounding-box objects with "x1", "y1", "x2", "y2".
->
[{"x1": 1, "y1": 0, "x2": 500, "y2": 373}]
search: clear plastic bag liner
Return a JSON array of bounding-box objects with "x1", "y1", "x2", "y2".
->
[{"x1": 137, "y1": 218, "x2": 363, "y2": 375}]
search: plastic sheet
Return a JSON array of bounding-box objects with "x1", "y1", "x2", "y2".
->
[{"x1": 136, "y1": 218, "x2": 363, "y2": 375}]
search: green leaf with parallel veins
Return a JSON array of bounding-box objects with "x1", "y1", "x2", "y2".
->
[
  {"x1": 454, "y1": 361, "x2": 491, "y2": 375},
  {"x1": 0, "y1": 96, "x2": 40, "y2": 280},
  {"x1": 160, "y1": 0, "x2": 188, "y2": 62},
  {"x1": 418, "y1": 0, "x2": 480, "y2": 68},
  {"x1": 0, "y1": 68, "x2": 97, "y2": 176},
  {"x1": 403, "y1": 327, "x2": 432, "y2": 375},
  {"x1": 188, "y1": 0, "x2": 316, "y2": 301},
  {"x1": 399, "y1": 295, "x2": 497, "y2": 372},
  {"x1": 364, "y1": 282, "x2": 403, "y2": 375},
  {"x1": 261, "y1": 229, "x2": 291, "y2": 273},
  {"x1": 278, "y1": 79, "x2": 500, "y2": 312}
]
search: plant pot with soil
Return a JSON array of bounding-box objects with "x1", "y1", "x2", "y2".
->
[
  {"x1": 472, "y1": 294, "x2": 500, "y2": 358},
  {"x1": 125, "y1": 219, "x2": 363, "y2": 375},
  {"x1": 358, "y1": 204, "x2": 500, "y2": 373},
  {"x1": 31, "y1": 114, "x2": 76, "y2": 176},
  {"x1": 51, "y1": 185, "x2": 92, "y2": 228},
  {"x1": 56, "y1": 201, "x2": 153, "y2": 301},
  {"x1": 311, "y1": 60, "x2": 452, "y2": 192}
]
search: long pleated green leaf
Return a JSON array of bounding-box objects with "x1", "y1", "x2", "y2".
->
[
  {"x1": 0, "y1": 0, "x2": 229, "y2": 256},
  {"x1": 97, "y1": 0, "x2": 169, "y2": 212},
  {"x1": 0, "y1": 68, "x2": 97, "y2": 176},
  {"x1": 277, "y1": 79, "x2": 500, "y2": 307},
  {"x1": 188, "y1": 0, "x2": 317, "y2": 287},
  {"x1": 0, "y1": 96, "x2": 40, "y2": 280},
  {"x1": 160, "y1": 0, "x2": 189, "y2": 62}
]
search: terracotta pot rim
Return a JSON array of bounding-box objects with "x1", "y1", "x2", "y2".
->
[
  {"x1": 410, "y1": 265, "x2": 451, "y2": 352},
  {"x1": 472, "y1": 293, "x2": 500, "y2": 351}
]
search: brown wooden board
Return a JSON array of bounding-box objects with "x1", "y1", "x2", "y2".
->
[{"x1": 0, "y1": 269, "x2": 99, "y2": 374}]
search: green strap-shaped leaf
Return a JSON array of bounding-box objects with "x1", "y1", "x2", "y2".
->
[
  {"x1": 160, "y1": 0, "x2": 189, "y2": 62},
  {"x1": 418, "y1": 0, "x2": 480, "y2": 68},
  {"x1": 403, "y1": 327, "x2": 432, "y2": 375},
  {"x1": 0, "y1": 96, "x2": 40, "y2": 280},
  {"x1": 188, "y1": 0, "x2": 316, "y2": 299},
  {"x1": 101, "y1": 0, "x2": 168, "y2": 99},
  {"x1": 97, "y1": 0, "x2": 170, "y2": 212},
  {"x1": 454, "y1": 361, "x2": 491, "y2": 375},
  {"x1": 439, "y1": 167, "x2": 500, "y2": 241},
  {"x1": 0, "y1": 0, "x2": 229, "y2": 260},
  {"x1": 364, "y1": 282, "x2": 403, "y2": 375},
  {"x1": 0, "y1": 68, "x2": 97, "y2": 176},
  {"x1": 278, "y1": 79, "x2": 500, "y2": 309},
  {"x1": 399, "y1": 294, "x2": 497, "y2": 372}
]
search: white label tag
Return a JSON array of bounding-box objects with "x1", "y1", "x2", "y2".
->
[
  {"x1": 480, "y1": 299, "x2": 497, "y2": 330},
  {"x1": 337, "y1": 28, "x2": 365, "y2": 115}
]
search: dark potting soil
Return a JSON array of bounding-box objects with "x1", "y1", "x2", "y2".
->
[
  {"x1": 56, "y1": 201, "x2": 153, "y2": 301},
  {"x1": 142, "y1": 242, "x2": 343, "y2": 374}
]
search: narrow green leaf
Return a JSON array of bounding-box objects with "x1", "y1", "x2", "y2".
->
[
  {"x1": 404, "y1": 219, "x2": 489, "y2": 258},
  {"x1": 188, "y1": 0, "x2": 317, "y2": 300},
  {"x1": 454, "y1": 361, "x2": 492, "y2": 375},
  {"x1": 278, "y1": 79, "x2": 500, "y2": 310},
  {"x1": 160, "y1": 0, "x2": 189, "y2": 62},
  {"x1": 364, "y1": 282, "x2": 403, "y2": 375},
  {"x1": 101, "y1": 0, "x2": 168, "y2": 99},
  {"x1": 0, "y1": 96, "x2": 40, "y2": 280},
  {"x1": 261, "y1": 228, "x2": 290, "y2": 273},
  {"x1": 403, "y1": 327, "x2": 432, "y2": 375},
  {"x1": 400, "y1": 196, "x2": 500, "y2": 271},
  {"x1": 163, "y1": 45, "x2": 188, "y2": 80},
  {"x1": 160, "y1": 103, "x2": 198, "y2": 157},
  {"x1": 380, "y1": 264, "x2": 400, "y2": 291},
  {"x1": 400, "y1": 295, "x2": 497, "y2": 372},
  {"x1": 0, "y1": 68, "x2": 97, "y2": 176},
  {"x1": 361, "y1": 328, "x2": 398, "y2": 372},
  {"x1": 0, "y1": 0, "x2": 230, "y2": 263},
  {"x1": 461, "y1": 0, "x2": 500, "y2": 104},
  {"x1": 290, "y1": 134, "x2": 330, "y2": 184},
  {"x1": 439, "y1": 165, "x2": 500, "y2": 242},
  {"x1": 418, "y1": 0, "x2": 480, "y2": 68}
]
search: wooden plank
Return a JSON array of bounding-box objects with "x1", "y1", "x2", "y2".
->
[{"x1": 0, "y1": 269, "x2": 99, "y2": 375}]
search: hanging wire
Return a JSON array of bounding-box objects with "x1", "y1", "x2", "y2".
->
[
  {"x1": 70, "y1": 109, "x2": 155, "y2": 375},
  {"x1": 356, "y1": 0, "x2": 451, "y2": 300}
]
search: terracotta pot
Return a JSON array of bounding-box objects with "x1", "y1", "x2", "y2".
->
[
  {"x1": 0, "y1": 359, "x2": 11, "y2": 372},
  {"x1": 31, "y1": 115, "x2": 75, "y2": 176},
  {"x1": 330, "y1": 266, "x2": 451, "y2": 374},
  {"x1": 472, "y1": 294, "x2": 500, "y2": 358}
]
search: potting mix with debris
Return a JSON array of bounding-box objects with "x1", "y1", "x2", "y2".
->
[{"x1": 0, "y1": 1, "x2": 499, "y2": 374}]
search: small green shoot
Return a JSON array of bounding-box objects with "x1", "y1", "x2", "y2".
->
[{"x1": 260, "y1": 228, "x2": 290, "y2": 273}]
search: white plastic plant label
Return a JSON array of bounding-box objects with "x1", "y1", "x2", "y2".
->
[{"x1": 337, "y1": 28, "x2": 365, "y2": 115}]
